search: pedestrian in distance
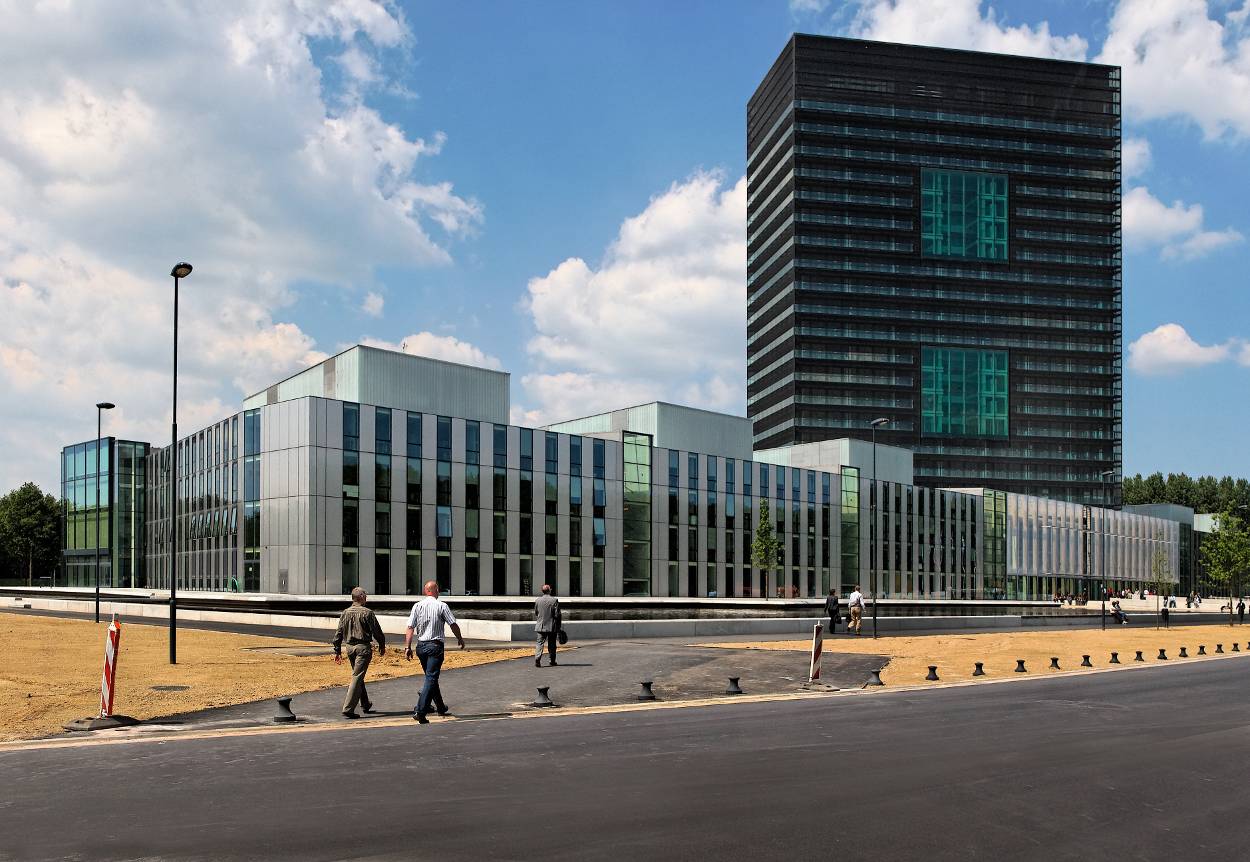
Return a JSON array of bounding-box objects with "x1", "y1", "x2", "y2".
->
[
  {"x1": 1160, "y1": 603, "x2": 1170, "y2": 629},
  {"x1": 333, "y1": 587, "x2": 386, "y2": 719},
  {"x1": 535, "y1": 584, "x2": 562, "y2": 667},
  {"x1": 1239, "y1": 598, "x2": 1246, "y2": 624},
  {"x1": 404, "y1": 580, "x2": 465, "y2": 724},
  {"x1": 847, "y1": 585, "x2": 865, "y2": 636},
  {"x1": 824, "y1": 588, "x2": 840, "y2": 634}
]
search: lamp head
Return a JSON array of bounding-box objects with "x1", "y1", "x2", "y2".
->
[
  {"x1": 870, "y1": 417, "x2": 890, "y2": 428},
  {"x1": 170, "y1": 262, "x2": 193, "y2": 279},
  {"x1": 96, "y1": 402, "x2": 116, "y2": 410}
]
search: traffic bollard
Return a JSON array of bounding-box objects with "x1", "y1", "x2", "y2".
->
[
  {"x1": 1196, "y1": 645, "x2": 1205, "y2": 655},
  {"x1": 1180, "y1": 646, "x2": 1189, "y2": 657},
  {"x1": 1134, "y1": 650, "x2": 1144, "y2": 662},
  {"x1": 725, "y1": 677, "x2": 744, "y2": 695},
  {"x1": 1081, "y1": 655, "x2": 1093, "y2": 667},
  {"x1": 1217, "y1": 644, "x2": 1224, "y2": 654},
  {"x1": 1015, "y1": 659, "x2": 1027, "y2": 673},
  {"x1": 274, "y1": 697, "x2": 297, "y2": 723},
  {"x1": 972, "y1": 662, "x2": 985, "y2": 676},
  {"x1": 925, "y1": 666, "x2": 939, "y2": 681},
  {"x1": 1110, "y1": 652, "x2": 1120, "y2": 664},
  {"x1": 1049, "y1": 657, "x2": 1060, "y2": 670},
  {"x1": 1234, "y1": 643, "x2": 1241, "y2": 653},
  {"x1": 637, "y1": 681, "x2": 656, "y2": 701},
  {"x1": 532, "y1": 686, "x2": 555, "y2": 708},
  {"x1": 1158, "y1": 648, "x2": 1168, "y2": 660},
  {"x1": 866, "y1": 669, "x2": 885, "y2": 686}
]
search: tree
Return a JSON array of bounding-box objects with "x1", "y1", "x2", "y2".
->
[
  {"x1": 750, "y1": 499, "x2": 782, "y2": 600},
  {"x1": 1149, "y1": 547, "x2": 1172, "y2": 629},
  {"x1": 0, "y1": 482, "x2": 62, "y2": 586},
  {"x1": 1199, "y1": 511, "x2": 1250, "y2": 627},
  {"x1": 1123, "y1": 472, "x2": 1250, "y2": 513}
]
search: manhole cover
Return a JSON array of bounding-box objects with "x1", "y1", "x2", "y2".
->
[{"x1": 150, "y1": 685, "x2": 190, "y2": 692}]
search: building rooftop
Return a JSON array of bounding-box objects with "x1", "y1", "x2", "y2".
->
[
  {"x1": 544, "y1": 401, "x2": 753, "y2": 461},
  {"x1": 241, "y1": 344, "x2": 509, "y2": 424}
]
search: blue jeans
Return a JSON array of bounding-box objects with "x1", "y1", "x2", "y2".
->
[{"x1": 415, "y1": 640, "x2": 446, "y2": 717}]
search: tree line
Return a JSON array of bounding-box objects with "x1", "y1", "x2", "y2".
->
[
  {"x1": 0, "y1": 482, "x2": 61, "y2": 586},
  {"x1": 1123, "y1": 473, "x2": 1250, "y2": 514}
]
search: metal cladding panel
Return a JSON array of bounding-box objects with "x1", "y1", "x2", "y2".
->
[
  {"x1": 546, "y1": 402, "x2": 752, "y2": 461},
  {"x1": 355, "y1": 346, "x2": 508, "y2": 423}
]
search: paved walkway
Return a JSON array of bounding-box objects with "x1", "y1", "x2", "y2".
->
[{"x1": 149, "y1": 641, "x2": 886, "y2": 730}]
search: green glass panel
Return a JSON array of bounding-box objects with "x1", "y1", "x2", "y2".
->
[
  {"x1": 922, "y1": 346, "x2": 1008, "y2": 438},
  {"x1": 921, "y1": 169, "x2": 1008, "y2": 261}
]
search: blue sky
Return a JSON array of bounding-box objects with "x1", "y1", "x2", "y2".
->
[{"x1": 0, "y1": 0, "x2": 1248, "y2": 493}]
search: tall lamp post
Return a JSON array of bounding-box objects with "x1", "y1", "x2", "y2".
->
[
  {"x1": 94, "y1": 401, "x2": 115, "y2": 623},
  {"x1": 169, "y1": 262, "x2": 192, "y2": 665},
  {"x1": 869, "y1": 417, "x2": 890, "y2": 639},
  {"x1": 1099, "y1": 468, "x2": 1115, "y2": 631}
]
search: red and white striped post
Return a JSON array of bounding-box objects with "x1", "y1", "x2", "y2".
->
[
  {"x1": 808, "y1": 622, "x2": 823, "y2": 682},
  {"x1": 100, "y1": 615, "x2": 122, "y2": 718}
]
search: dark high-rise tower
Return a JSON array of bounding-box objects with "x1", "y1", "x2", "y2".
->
[{"x1": 747, "y1": 35, "x2": 1122, "y2": 505}]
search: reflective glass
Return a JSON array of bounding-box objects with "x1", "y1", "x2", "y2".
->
[{"x1": 921, "y1": 169, "x2": 1008, "y2": 260}]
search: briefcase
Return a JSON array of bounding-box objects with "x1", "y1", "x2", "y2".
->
[{"x1": 557, "y1": 629, "x2": 569, "y2": 645}]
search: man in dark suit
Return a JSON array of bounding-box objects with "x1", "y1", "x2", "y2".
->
[
  {"x1": 824, "y1": 588, "x2": 840, "y2": 634},
  {"x1": 535, "y1": 584, "x2": 562, "y2": 667}
]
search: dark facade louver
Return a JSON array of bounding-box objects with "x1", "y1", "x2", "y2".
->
[{"x1": 747, "y1": 35, "x2": 1122, "y2": 505}]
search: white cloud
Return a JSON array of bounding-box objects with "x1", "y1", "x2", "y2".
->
[
  {"x1": 1122, "y1": 137, "x2": 1152, "y2": 180},
  {"x1": 516, "y1": 171, "x2": 747, "y2": 426},
  {"x1": 790, "y1": 0, "x2": 831, "y2": 14},
  {"x1": 1124, "y1": 186, "x2": 1244, "y2": 259},
  {"x1": 846, "y1": 0, "x2": 1088, "y2": 60},
  {"x1": 361, "y1": 332, "x2": 502, "y2": 370},
  {"x1": 1127, "y1": 323, "x2": 1234, "y2": 374},
  {"x1": 0, "y1": 1, "x2": 479, "y2": 493},
  {"x1": 361, "y1": 291, "x2": 384, "y2": 316},
  {"x1": 1097, "y1": 0, "x2": 1250, "y2": 140}
]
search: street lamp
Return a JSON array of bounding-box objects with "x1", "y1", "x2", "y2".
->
[
  {"x1": 94, "y1": 401, "x2": 115, "y2": 624},
  {"x1": 169, "y1": 262, "x2": 192, "y2": 664},
  {"x1": 869, "y1": 417, "x2": 890, "y2": 639},
  {"x1": 1099, "y1": 469, "x2": 1114, "y2": 631}
]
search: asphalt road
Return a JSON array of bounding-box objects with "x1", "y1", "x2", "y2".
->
[{"x1": 4, "y1": 659, "x2": 1249, "y2": 861}]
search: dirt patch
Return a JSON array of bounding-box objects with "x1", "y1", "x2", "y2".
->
[
  {"x1": 704, "y1": 624, "x2": 1250, "y2": 686},
  {"x1": 0, "y1": 613, "x2": 528, "y2": 741}
]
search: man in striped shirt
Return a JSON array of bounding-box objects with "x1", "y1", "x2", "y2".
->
[{"x1": 404, "y1": 580, "x2": 465, "y2": 724}]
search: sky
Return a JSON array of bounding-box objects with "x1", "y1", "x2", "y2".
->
[{"x1": 1, "y1": 0, "x2": 1248, "y2": 495}]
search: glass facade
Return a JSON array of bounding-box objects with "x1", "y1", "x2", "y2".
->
[
  {"x1": 920, "y1": 169, "x2": 1008, "y2": 260},
  {"x1": 747, "y1": 35, "x2": 1122, "y2": 505},
  {"x1": 62, "y1": 438, "x2": 149, "y2": 589},
  {"x1": 921, "y1": 347, "x2": 1009, "y2": 437},
  {"x1": 621, "y1": 431, "x2": 652, "y2": 596}
]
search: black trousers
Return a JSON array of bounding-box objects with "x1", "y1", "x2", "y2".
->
[{"x1": 536, "y1": 630, "x2": 558, "y2": 663}]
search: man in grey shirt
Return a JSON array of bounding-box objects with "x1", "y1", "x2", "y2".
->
[
  {"x1": 404, "y1": 580, "x2": 465, "y2": 724},
  {"x1": 535, "y1": 584, "x2": 562, "y2": 667}
]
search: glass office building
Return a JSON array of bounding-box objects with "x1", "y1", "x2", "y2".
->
[
  {"x1": 56, "y1": 346, "x2": 1171, "y2": 599},
  {"x1": 747, "y1": 35, "x2": 1122, "y2": 505},
  {"x1": 60, "y1": 438, "x2": 149, "y2": 588}
]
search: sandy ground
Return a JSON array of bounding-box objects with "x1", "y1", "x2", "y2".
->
[
  {"x1": 0, "y1": 614, "x2": 528, "y2": 742},
  {"x1": 708, "y1": 623, "x2": 1250, "y2": 686}
]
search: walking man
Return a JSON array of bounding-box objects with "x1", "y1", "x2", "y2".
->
[
  {"x1": 847, "y1": 585, "x2": 865, "y2": 636},
  {"x1": 1239, "y1": 598, "x2": 1246, "y2": 624},
  {"x1": 535, "y1": 584, "x2": 562, "y2": 667},
  {"x1": 404, "y1": 580, "x2": 465, "y2": 724},
  {"x1": 333, "y1": 587, "x2": 386, "y2": 719},
  {"x1": 1160, "y1": 602, "x2": 1170, "y2": 628},
  {"x1": 824, "y1": 588, "x2": 841, "y2": 635}
]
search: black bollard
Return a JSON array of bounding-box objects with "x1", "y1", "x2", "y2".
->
[
  {"x1": 1049, "y1": 656, "x2": 1061, "y2": 670},
  {"x1": 1234, "y1": 643, "x2": 1241, "y2": 653},
  {"x1": 1015, "y1": 659, "x2": 1027, "y2": 673},
  {"x1": 1110, "y1": 652, "x2": 1120, "y2": 664},
  {"x1": 925, "y1": 666, "x2": 939, "y2": 681},
  {"x1": 273, "y1": 697, "x2": 297, "y2": 723},
  {"x1": 725, "y1": 677, "x2": 744, "y2": 695},
  {"x1": 1081, "y1": 655, "x2": 1093, "y2": 667},
  {"x1": 1134, "y1": 650, "x2": 1144, "y2": 662},
  {"x1": 1196, "y1": 645, "x2": 1205, "y2": 655},
  {"x1": 532, "y1": 686, "x2": 555, "y2": 708},
  {"x1": 1158, "y1": 648, "x2": 1168, "y2": 660},
  {"x1": 866, "y1": 669, "x2": 885, "y2": 686},
  {"x1": 1217, "y1": 644, "x2": 1224, "y2": 654},
  {"x1": 1180, "y1": 646, "x2": 1190, "y2": 657},
  {"x1": 637, "y1": 681, "x2": 656, "y2": 701},
  {"x1": 972, "y1": 662, "x2": 985, "y2": 677}
]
